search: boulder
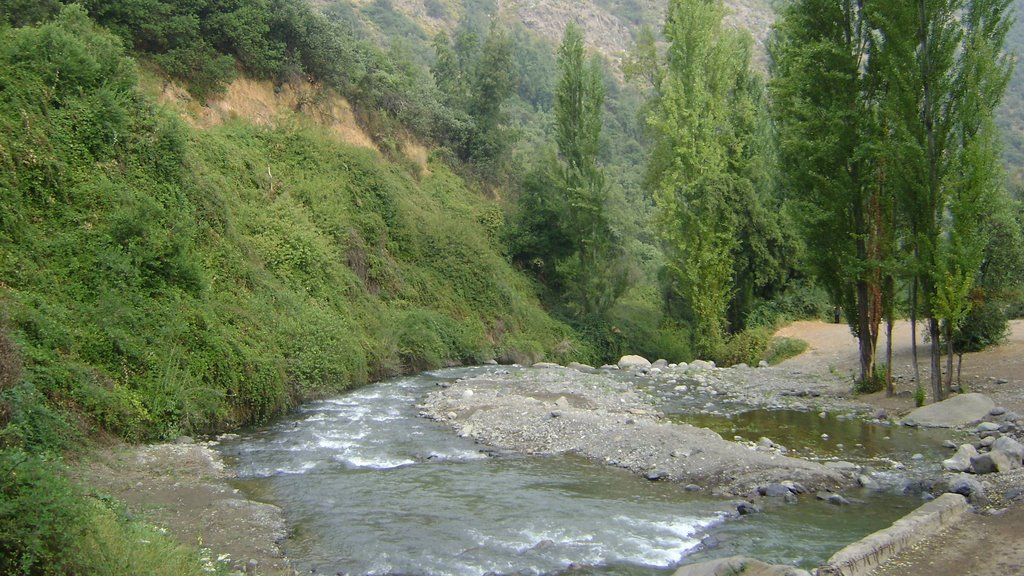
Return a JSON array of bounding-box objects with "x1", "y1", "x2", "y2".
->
[
  {"x1": 690, "y1": 359, "x2": 715, "y2": 371},
  {"x1": 672, "y1": 556, "x2": 810, "y2": 576},
  {"x1": 652, "y1": 359, "x2": 669, "y2": 369},
  {"x1": 737, "y1": 502, "x2": 759, "y2": 515},
  {"x1": 947, "y1": 474, "x2": 987, "y2": 504},
  {"x1": 617, "y1": 355, "x2": 652, "y2": 370},
  {"x1": 970, "y1": 450, "x2": 1014, "y2": 474},
  {"x1": 942, "y1": 444, "x2": 978, "y2": 472},
  {"x1": 901, "y1": 393, "x2": 995, "y2": 428},
  {"x1": 976, "y1": 421, "x2": 1001, "y2": 433},
  {"x1": 992, "y1": 436, "x2": 1024, "y2": 466},
  {"x1": 759, "y1": 484, "x2": 792, "y2": 498},
  {"x1": 567, "y1": 362, "x2": 597, "y2": 373}
]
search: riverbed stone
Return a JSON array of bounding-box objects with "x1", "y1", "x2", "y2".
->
[
  {"x1": 992, "y1": 436, "x2": 1024, "y2": 465},
  {"x1": 690, "y1": 359, "x2": 715, "y2": 371},
  {"x1": 759, "y1": 483, "x2": 792, "y2": 497},
  {"x1": 947, "y1": 474, "x2": 987, "y2": 504},
  {"x1": 901, "y1": 393, "x2": 995, "y2": 427},
  {"x1": 567, "y1": 362, "x2": 597, "y2": 373},
  {"x1": 942, "y1": 444, "x2": 978, "y2": 472},
  {"x1": 652, "y1": 359, "x2": 669, "y2": 369},
  {"x1": 617, "y1": 355, "x2": 652, "y2": 370},
  {"x1": 977, "y1": 421, "x2": 1001, "y2": 433},
  {"x1": 737, "y1": 502, "x2": 759, "y2": 515},
  {"x1": 672, "y1": 556, "x2": 810, "y2": 576},
  {"x1": 970, "y1": 450, "x2": 1014, "y2": 474}
]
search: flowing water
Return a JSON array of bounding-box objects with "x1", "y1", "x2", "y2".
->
[{"x1": 219, "y1": 367, "x2": 949, "y2": 575}]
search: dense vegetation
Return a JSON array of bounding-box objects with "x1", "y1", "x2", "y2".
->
[{"x1": 2, "y1": 0, "x2": 1024, "y2": 572}]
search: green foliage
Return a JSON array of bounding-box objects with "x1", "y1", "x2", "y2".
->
[
  {"x1": 914, "y1": 383, "x2": 927, "y2": 407},
  {"x1": 648, "y1": 0, "x2": 772, "y2": 358},
  {"x1": 0, "y1": 450, "x2": 93, "y2": 574},
  {"x1": 854, "y1": 363, "x2": 886, "y2": 394},
  {"x1": 0, "y1": 449, "x2": 218, "y2": 575},
  {"x1": 764, "y1": 337, "x2": 808, "y2": 365},
  {"x1": 715, "y1": 327, "x2": 772, "y2": 367},
  {"x1": 0, "y1": 12, "x2": 573, "y2": 445},
  {"x1": 952, "y1": 297, "x2": 1010, "y2": 355},
  {"x1": 744, "y1": 280, "x2": 832, "y2": 329}
]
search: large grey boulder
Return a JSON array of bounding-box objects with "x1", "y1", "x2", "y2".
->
[
  {"x1": 672, "y1": 556, "x2": 810, "y2": 576},
  {"x1": 617, "y1": 355, "x2": 652, "y2": 370},
  {"x1": 992, "y1": 436, "x2": 1024, "y2": 466},
  {"x1": 942, "y1": 444, "x2": 978, "y2": 472},
  {"x1": 901, "y1": 393, "x2": 995, "y2": 428},
  {"x1": 947, "y1": 474, "x2": 987, "y2": 504},
  {"x1": 970, "y1": 450, "x2": 1014, "y2": 474}
]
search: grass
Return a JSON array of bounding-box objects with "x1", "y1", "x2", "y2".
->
[{"x1": 765, "y1": 336, "x2": 809, "y2": 365}]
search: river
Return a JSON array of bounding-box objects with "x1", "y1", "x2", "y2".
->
[{"x1": 218, "y1": 366, "x2": 951, "y2": 575}]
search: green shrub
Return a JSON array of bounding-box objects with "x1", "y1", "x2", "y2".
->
[
  {"x1": 764, "y1": 337, "x2": 808, "y2": 365},
  {"x1": 0, "y1": 449, "x2": 218, "y2": 575},
  {"x1": 715, "y1": 327, "x2": 772, "y2": 367},
  {"x1": 0, "y1": 383, "x2": 80, "y2": 454},
  {"x1": 0, "y1": 449, "x2": 91, "y2": 574},
  {"x1": 914, "y1": 383, "x2": 927, "y2": 407},
  {"x1": 854, "y1": 363, "x2": 886, "y2": 394}
]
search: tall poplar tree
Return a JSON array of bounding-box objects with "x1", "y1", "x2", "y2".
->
[
  {"x1": 771, "y1": 0, "x2": 886, "y2": 388},
  {"x1": 871, "y1": 0, "x2": 1012, "y2": 401},
  {"x1": 553, "y1": 22, "x2": 623, "y2": 317},
  {"x1": 647, "y1": 0, "x2": 755, "y2": 357}
]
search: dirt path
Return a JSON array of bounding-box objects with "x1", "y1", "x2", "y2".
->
[
  {"x1": 777, "y1": 319, "x2": 1024, "y2": 576},
  {"x1": 776, "y1": 319, "x2": 1024, "y2": 415}
]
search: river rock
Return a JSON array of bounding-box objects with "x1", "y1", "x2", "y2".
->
[
  {"x1": 690, "y1": 359, "x2": 715, "y2": 371},
  {"x1": 618, "y1": 355, "x2": 652, "y2": 370},
  {"x1": 532, "y1": 362, "x2": 562, "y2": 369},
  {"x1": 942, "y1": 444, "x2": 978, "y2": 472},
  {"x1": 652, "y1": 359, "x2": 669, "y2": 369},
  {"x1": 759, "y1": 483, "x2": 792, "y2": 497},
  {"x1": 991, "y1": 406, "x2": 1007, "y2": 416},
  {"x1": 970, "y1": 450, "x2": 1014, "y2": 474},
  {"x1": 977, "y1": 421, "x2": 1001, "y2": 433},
  {"x1": 901, "y1": 393, "x2": 995, "y2": 428},
  {"x1": 567, "y1": 362, "x2": 597, "y2": 373},
  {"x1": 672, "y1": 556, "x2": 810, "y2": 576},
  {"x1": 947, "y1": 474, "x2": 987, "y2": 504},
  {"x1": 737, "y1": 502, "x2": 759, "y2": 515},
  {"x1": 992, "y1": 436, "x2": 1024, "y2": 465}
]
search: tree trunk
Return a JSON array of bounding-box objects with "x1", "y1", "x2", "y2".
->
[
  {"x1": 956, "y1": 353, "x2": 963, "y2": 390},
  {"x1": 944, "y1": 320, "x2": 954, "y2": 393},
  {"x1": 885, "y1": 317, "x2": 894, "y2": 396},
  {"x1": 856, "y1": 279, "x2": 876, "y2": 386},
  {"x1": 911, "y1": 277, "x2": 920, "y2": 389},
  {"x1": 929, "y1": 317, "x2": 943, "y2": 402}
]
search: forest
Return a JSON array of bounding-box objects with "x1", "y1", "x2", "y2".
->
[{"x1": 1, "y1": 0, "x2": 1024, "y2": 573}]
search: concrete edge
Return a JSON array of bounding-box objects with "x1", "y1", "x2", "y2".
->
[{"x1": 814, "y1": 492, "x2": 969, "y2": 576}]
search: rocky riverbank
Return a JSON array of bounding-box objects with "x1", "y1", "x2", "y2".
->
[
  {"x1": 75, "y1": 439, "x2": 293, "y2": 575},
  {"x1": 421, "y1": 363, "x2": 849, "y2": 496}
]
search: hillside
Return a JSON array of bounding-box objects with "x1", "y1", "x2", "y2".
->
[
  {"x1": 334, "y1": 0, "x2": 776, "y2": 69},
  {"x1": 0, "y1": 7, "x2": 578, "y2": 451},
  {"x1": 337, "y1": 0, "x2": 1024, "y2": 182}
]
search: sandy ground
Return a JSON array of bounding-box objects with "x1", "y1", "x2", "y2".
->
[
  {"x1": 776, "y1": 319, "x2": 1024, "y2": 415},
  {"x1": 777, "y1": 320, "x2": 1024, "y2": 576}
]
